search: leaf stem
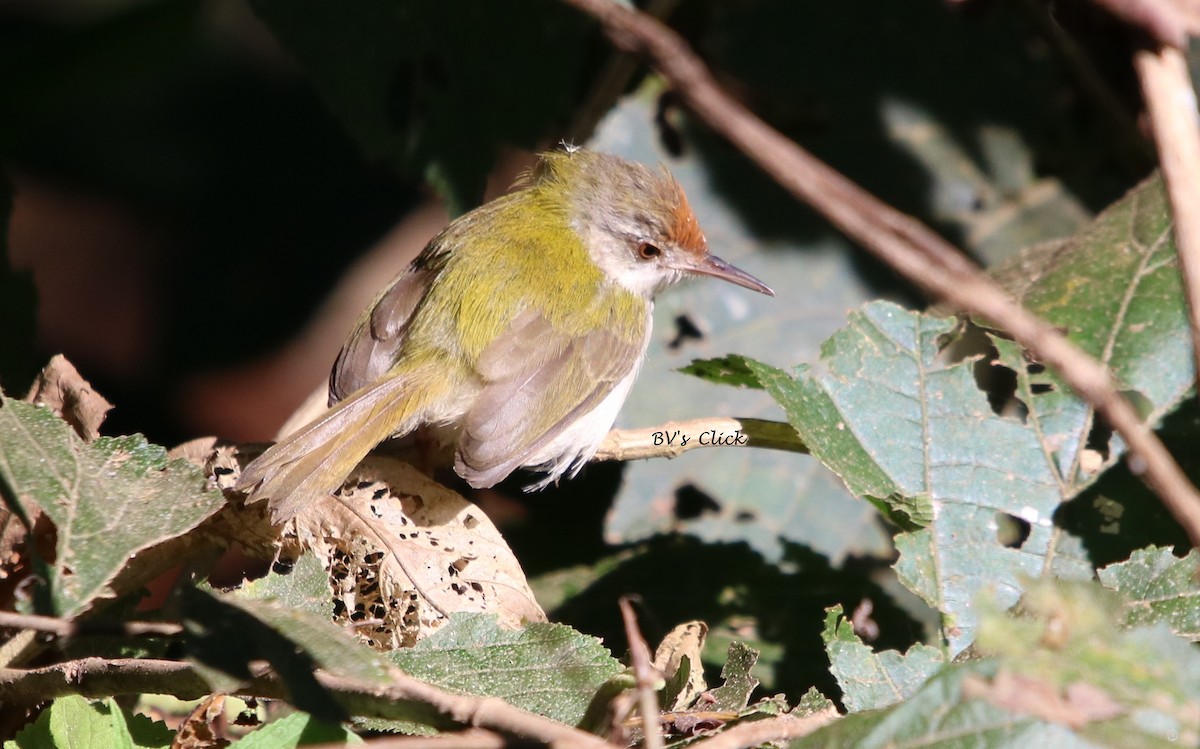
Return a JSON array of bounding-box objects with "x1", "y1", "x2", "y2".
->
[{"x1": 594, "y1": 418, "x2": 805, "y2": 463}]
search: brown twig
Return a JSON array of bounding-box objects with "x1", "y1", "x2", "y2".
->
[
  {"x1": 687, "y1": 711, "x2": 840, "y2": 749},
  {"x1": 0, "y1": 657, "x2": 620, "y2": 749},
  {"x1": 307, "y1": 730, "x2": 511, "y2": 749},
  {"x1": 0, "y1": 611, "x2": 183, "y2": 639},
  {"x1": 618, "y1": 598, "x2": 663, "y2": 749},
  {"x1": 558, "y1": 0, "x2": 1200, "y2": 547},
  {"x1": 594, "y1": 417, "x2": 804, "y2": 463},
  {"x1": 1134, "y1": 44, "x2": 1200, "y2": 409}
]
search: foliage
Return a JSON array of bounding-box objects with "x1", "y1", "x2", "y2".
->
[
  {"x1": 4, "y1": 696, "x2": 173, "y2": 749},
  {"x1": 1, "y1": 0, "x2": 1196, "y2": 747}
]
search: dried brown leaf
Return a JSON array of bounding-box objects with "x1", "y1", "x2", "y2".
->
[
  {"x1": 23, "y1": 355, "x2": 113, "y2": 442},
  {"x1": 171, "y1": 694, "x2": 230, "y2": 749},
  {"x1": 653, "y1": 621, "x2": 708, "y2": 711},
  {"x1": 289, "y1": 456, "x2": 545, "y2": 648}
]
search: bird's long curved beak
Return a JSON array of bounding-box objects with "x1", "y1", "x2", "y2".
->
[{"x1": 684, "y1": 254, "x2": 775, "y2": 296}]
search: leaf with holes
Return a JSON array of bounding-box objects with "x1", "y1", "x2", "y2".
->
[
  {"x1": 1098, "y1": 546, "x2": 1200, "y2": 641},
  {"x1": 236, "y1": 552, "x2": 335, "y2": 621},
  {"x1": 288, "y1": 456, "x2": 545, "y2": 649},
  {"x1": 728, "y1": 302, "x2": 1064, "y2": 654},
  {"x1": 986, "y1": 175, "x2": 1190, "y2": 491},
  {"x1": 822, "y1": 604, "x2": 945, "y2": 712},
  {"x1": 982, "y1": 175, "x2": 1190, "y2": 581},
  {"x1": 0, "y1": 394, "x2": 226, "y2": 617}
]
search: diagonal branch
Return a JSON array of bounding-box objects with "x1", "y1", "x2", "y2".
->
[
  {"x1": 559, "y1": 0, "x2": 1200, "y2": 546},
  {"x1": 0, "y1": 657, "x2": 620, "y2": 749},
  {"x1": 1134, "y1": 43, "x2": 1200, "y2": 414}
]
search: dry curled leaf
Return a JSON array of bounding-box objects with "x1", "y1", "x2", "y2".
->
[
  {"x1": 24, "y1": 355, "x2": 113, "y2": 442},
  {"x1": 171, "y1": 694, "x2": 230, "y2": 749},
  {"x1": 654, "y1": 621, "x2": 708, "y2": 711},
  {"x1": 286, "y1": 456, "x2": 546, "y2": 648}
]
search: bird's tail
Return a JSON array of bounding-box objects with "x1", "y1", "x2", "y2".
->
[{"x1": 235, "y1": 373, "x2": 425, "y2": 523}]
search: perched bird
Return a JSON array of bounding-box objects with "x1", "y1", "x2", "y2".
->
[{"x1": 236, "y1": 147, "x2": 773, "y2": 522}]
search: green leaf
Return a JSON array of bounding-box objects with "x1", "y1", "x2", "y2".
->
[
  {"x1": 680, "y1": 356, "x2": 765, "y2": 390},
  {"x1": 975, "y1": 579, "x2": 1200, "y2": 734},
  {"x1": 704, "y1": 641, "x2": 761, "y2": 712},
  {"x1": 739, "y1": 302, "x2": 1066, "y2": 653},
  {"x1": 181, "y1": 586, "x2": 389, "y2": 723},
  {"x1": 4, "y1": 696, "x2": 173, "y2": 749},
  {"x1": 1051, "y1": 399, "x2": 1195, "y2": 572},
  {"x1": 386, "y1": 613, "x2": 622, "y2": 729},
  {"x1": 246, "y1": 0, "x2": 591, "y2": 214},
  {"x1": 987, "y1": 175, "x2": 1191, "y2": 490},
  {"x1": 229, "y1": 712, "x2": 361, "y2": 748},
  {"x1": 795, "y1": 687, "x2": 836, "y2": 717},
  {"x1": 235, "y1": 553, "x2": 334, "y2": 620},
  {"x1": 821, "y1": 604, "x2": 944, "y2": 712},
  {"x1": 982, "y1": 174, "x2": 1192, "y2": 581},
  {"x1": 789, "y1": 663, "x2": 1091, "y2": 749},
  {"x1": 0, "y1": 396, "x2": 226, "y2": 617},
  {"x1": 1098, "y1": 546, "x2": 1200, "y2": 640},
  {"x1": 795, "y1": 580, "x2": 1200, "y2": 747}
]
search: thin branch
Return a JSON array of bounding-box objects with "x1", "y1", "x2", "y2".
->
[
  {"x1": 594, "y1": 417, "x2": 804, "y2": 463},
  {"x1": 559, "y1": 0, "x2": 1200, "y2": 547},
  {"x1": 618, "y1": 598, "x2": 662, "y2": 749},
  {"x1": 0, "y1": 657, "x2": 620, "y2": 749},
  {"x1": 1134, "y1": 44, "x2": 1200, "y2": 408},
  {"x1": 688, "y1": 711, "x2": 840, "y2": 749},
  {"x1": 307, "y1": 730, "x2": 511, "y2": 749},
  {"x1": 0, "y1": 611, "x2": 183, "y2": 639}
]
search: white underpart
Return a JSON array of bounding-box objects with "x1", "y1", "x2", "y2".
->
[{"x1": 523, "y1": 315, "x2": 651, "y2": 489}]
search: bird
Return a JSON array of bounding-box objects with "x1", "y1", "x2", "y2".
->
[{"x1": 235, "y1": 147, "x2": 773, "y2": 522}]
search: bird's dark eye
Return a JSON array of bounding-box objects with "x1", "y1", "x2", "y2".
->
[{"x1": 637, "y1": 243, "x2": 662, "y2": 260}]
